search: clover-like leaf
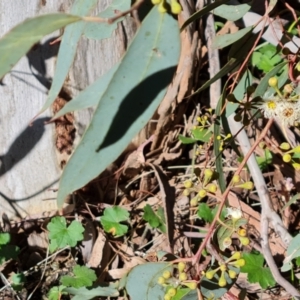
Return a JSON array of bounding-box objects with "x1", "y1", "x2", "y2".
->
[
  {"x1": 100, "y1": 206, "x2": 129, "y2": 237},
  {"x1": 0, "y1": 233, "x2": 10, "y2": 245},
  {"x1": 61, "y1": 265, "x2": 97, "y2": 288},
  {"x1": 47, "y1": 216, "x2": 84, "y2": 252},
  {"x1": 143, "y1": 204, "x2": 166, "y2": 233},
  {"x1": 48, "y1": 285, "x2": 67, "y2": 300},
  {"x1": 240, "y1": 252, "x2": 275, "y2": 289}
]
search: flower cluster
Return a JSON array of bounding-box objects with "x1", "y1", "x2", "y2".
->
[
  {"x1": 260, "y1": 78, "x2": 300, "y2": 126},
  {"x1": 157, "y1": 263, "x2": 197, "y2": 300},
  {"x1": 280, "y1": 142, "x2": 300, "y2": 170},
  {"x1": 205, "y1": 252, "x2": 245, "y2": 287},
  {"x1": 183, "y1": 169, "x2": 218, "y2": 207},
  {"x1": 151, "y1": 0, "x2": 182, "y2": 14}
]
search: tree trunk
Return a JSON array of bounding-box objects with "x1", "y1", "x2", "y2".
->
[{"x1": 0, "y1": 0, "x2": 136, "y2": 218}]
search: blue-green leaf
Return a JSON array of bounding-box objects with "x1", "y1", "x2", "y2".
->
[
  {"x1": 56, "y1": 8, "x2": 180, "y2": 207},
  {"x1": 83, "y1": 0, "x2": 131, "y2": 40},
  {"x1": 39, "y1": 0, "x2": 99, "y2": 114},
  {"x1": 213, "y1": 3, "x2": 251, "y2": 21},
  {"x1": 52, "y1": 63, "x2": 119, "y2": 119},
  {"x1": 0, "y1": 14, "x2": 81, "y2": 80},
  {"x1": 212, "y1": 26, "x2": 253, "y2": 49}
]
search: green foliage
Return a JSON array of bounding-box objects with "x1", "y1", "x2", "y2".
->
[
  {"x1": 47, "y1": 217, "x2": 84, "y2": 252},
  {"x1": 100, "y1": 206, "x2": 129, "y2": 237},
  {"x1": 251, "y1": 44, "x2": 283, "y2": 73},
  {"x1": 198, "y1": 204, "x2": 226, "y2": 224},
  {"x1": 48, "y1": 285, "x2": 68, "y2": 300},
  {"x1": 281, "y1": 233, "x2": 300, "y2": 271},
  {"x1": 126, "y1": 262, "x2": 173, "y2": 300},
  {"x1": 143, "y1": 204, "x2": 166, "y2": 233},
  {"x1": 0, "y1": 14, "x2": 80, "y2": 79},
  {"x1": 213, "y1": 3, "x2": 251, "y2": 21},
  {"x1": 56, "y1": 6, "x2": 180, "y2": 207},
  {"x1": 241, "y1": 252, "x2": 276, "y2": 289},
  {"x1": 61, "y1": 265, "x2": 97, "y2": 288},
  {"x1": 0, "y1": 233, "x2": 19, "y2": 264},
  {"x1": 11, "y1": 273, "x2": 25, "y2": 291},
  {"x1": 256, "y1": 149, "x2": 273, "y2": 170},
  {"x1": 64, "y1": 286, "x2": 119, "y2": 300}
]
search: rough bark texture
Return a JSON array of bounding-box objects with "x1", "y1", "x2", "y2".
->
[{"x1": 0, "y1": 0, "x2": 136, "y2": 217}]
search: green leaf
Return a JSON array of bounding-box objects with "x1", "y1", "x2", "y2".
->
[
  {"x1": 100, "y1": 206, "x2": 129, "y2": 237},
  {"x1": 48, "y1": 285, "x2": 68, "y2": 300},
  {"x1": 83, "y1": 0, "x2": 131, "y2": 40},
  {"x1": 126, "y1": 262, "x2": 173, "y2": 300},
  {"x1": 0, "y1": 245, "x2": 19, "y2": 264},
  {"x1": 212, "y1": 26, "x2": 253, "y2": 49},
  {"x1": 281, "y1": 193, "x2": 300, "y2": 212},
  {"x1": 213, "y1": 3, "x2": 251, "y2": 21},
  {"x1": 47, "y1": 216, "x2": 84, "y2": 252},
  {"x1": 172, "y1": 288, "x2": 197, "y2": 300},
  {"x1": 282, "y1": 234, "x2": 300, "y2": 272},
  {"x1": 64, "y1": 286, "x2": 119, "y2": 300},
  {"x1": 180, "y1": 0, "x2": 230, "y2": 31},
  {"x1": 57, "y1": 7, "x2": 180, "y2": 207},
  {"x1": 256, "y1": 149, "x2": 272, "y2": 170},
  {"x1": 240, "y1": 252, "x2": 276, "y2": 289},
  {"x1": 11, "y1": 273, "x2": 26, "y2": 291},
  {"x1": 143, "y1": 204, "x2": 166, "y2": 233},
  {"x1": 178, "y1": 135, "x2": 197, "y2": 144},
  {"x1": 253, "y1": 62, "x2": 287, "y2": 98},
  {"x1": 52, "y1": 63, "x2": 119, "y2": 119},
  {"x1": 0, "y1": 14, "x2": 80, "y2": 80},
  {"x1": 191, "y1": 128, "x2": 212, "y2": 142},
  {"x1": 39, "y1": 0, "x2": 99, "y2": 114},
  {"x1": 197, "y1": 203, "x2": 213, "y2": 223},
  {"x1": 61, "y1": 265, "x2": 97, "y2": 288},
  {"x1": 0, "y1": 233, "x2": 10, "y2": 245}
]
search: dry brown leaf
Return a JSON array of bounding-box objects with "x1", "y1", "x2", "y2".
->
[{"x1": 87, "y1": 230, "x2": 108, "y2": 268}]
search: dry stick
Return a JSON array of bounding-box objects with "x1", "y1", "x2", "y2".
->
[
  {"x1": 228, "y1": 114, "x2": 299, "y2": 297},
  {"x1": 192, "y1": 118, "x2": 274, "y2": 267}
]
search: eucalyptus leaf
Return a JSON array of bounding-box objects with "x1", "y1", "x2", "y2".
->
[
  {"x1": 83, "y1": 0, "x2": 131, "y2": 40},
  {"x1": 214, "y1": 3, "x2": 251, "y2": 21},
  {"x1": 212, "y1": 26, "x2": 253, "y2": 49},
  {"x1": 0, "y1": 14, "x2": 81, "y2": 79},
  {"x1": 39, "y1": 0, "x2": 99, "y2": 114},
  {"x1": 126, "y1": 262, "x2": 173, "y2": 300},
  {"x1": 57, "y1": 8, "x2": 180, "y2": 207}
]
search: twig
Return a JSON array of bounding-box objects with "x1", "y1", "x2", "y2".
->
[{"x1": 0, "y1": 271, "x2": 21, "y2": 300}]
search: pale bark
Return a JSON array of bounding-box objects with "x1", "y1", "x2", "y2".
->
[{"x1": 0, "y1": 0, "x2": 135, "y2": 217}]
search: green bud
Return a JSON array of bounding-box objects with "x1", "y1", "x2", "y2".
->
[
  {"x1": 283, "y1": 153, "x2": 292, "y2": 163},
  {"x1": 280, "y1": 142, "x2": 291, "y2": 150}
]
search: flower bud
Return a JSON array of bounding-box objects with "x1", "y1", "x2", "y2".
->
[
  {"x1": 228, "y1": 269, "x2": 237, "y2": 279},
  {"x1": 183, "y1": 189, "x2": 190, "y2": 196},
  {"x1": 182, "y1": 281, "x2": 197, "y2": 290},
  {"x1": 170, "y1": 0, "x2": 182, "y2": 14},
  {"x1": 268, "y1": 77, "x2": 278, "y2": 88},
  {"x1": 219, "y1": 264, "x2": 227, "y2": 272},
  {"x1": 289, "y1": 145, "x2": 300, "y2": 153},
  {"x1": 190, "y1": 197, "x2": 198, "y2": 207},
  {"x1": 228, "y1": 252, "x2": 241, "y2": 261},
  {"x1": 222, "y1": 237, "x2": 232, "y2": 249},
  {"x1": 203, "y1": 169, "x2": 214, "y2": 186},
  {"x1": 184, "y1": 180, "x2": 193, "y2": 188},
  {"x1": 158, "y1": 1, "x2": 167, "y2": 13},
  {"x1": 236, "y1": 181, "x2": 254, "y2": 190},
  {"x1": 158, "y1": 276, "x2": 165, "y2": 284},
  {"x1": 232, "y1": 174, "x2": 240, "y2": 184},
  {"x1": 207, "y1": 183, "x2": 217, "y2": 193},
  {"x1": 230, "y1": 259, "x2": 245, "y2": 267},
  {"x1": 282, "y1": 153, "x2": 292, "y2": 163},
  {"x1": 167, "y1": 287, "x2": 177, "y2": 297},
  {"x1": 164, "y1": 294, "x2": 171, "y2": 300},
  {"x1": 239, "y1": 236, "x2": 250, "y2": 246},
  {"x1": 178, "y1": 262, "x2": 186, "y2": 272},
  {"x1": 280, "y1": 142, "x2": 291, "y2": 150},
  {"x1": 198, "y1": 189, "x2": 207, "y2": 199},
  {"x1": 218, "y1": 270, "x2": 227, "y2": 287},
  {"x1": 238, "y1": 228, "x2": 247, "y2": 237},
  {"x1": 205, "y1": 268, "x2": 218, "y2": 280},
  {"x1": 152, "y1": 0, "x2": 162, "y2": 4},
  {"x1": 179, "y1": 272, "x2": 188, "y2": 281},
  {"x1": 162, "y1": 270, "x2": 172, "y2": 279}
]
